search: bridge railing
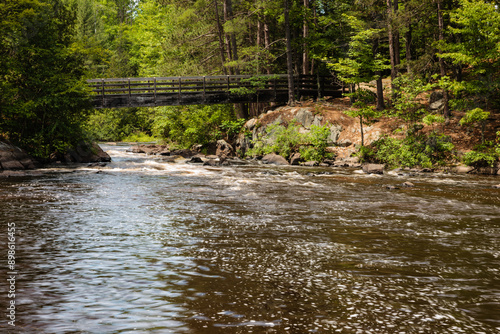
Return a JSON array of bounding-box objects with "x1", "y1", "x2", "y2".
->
[{"x1": 87, "y1": 74, "x2": 342, "y2": 108}]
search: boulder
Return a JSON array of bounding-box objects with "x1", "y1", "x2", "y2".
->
[
  {"x1": 454, "y1": 166, "x2": 474, "y2": 174},
  {"x1": 203, "y1": 159, "x2": 220, "y2": 166},
  {"x1": 262, "y1": 153, "x2": 289, "y2": 165},
  {"x1": 327, "y1": 125, "x2": 342, "y2": 145},
  {"x1": 429, "y1": 90, "x2": 444, "y2": 104},
  {"x1": 476, "y1": 166, "x2": 499, "y2": 175},
  {"x1": 337, "y1": 139, "x2": 352, "y2": 147},
  {"x1": 161, "y1": 155, "x2": 184, "y2": 163},
  {"x1": 234, "y1": 133, "x2": 251, "y2": 156},
  {"x1": 188, "y1": 156, "x2": 204, "y2": 163},
  {"x1": 493, "y1": 184, "x2": 500, "y2": 189},
  {"x1": 401, "y1": 181, "x2": 415, "y2": 187},
  {"x1": 66, "y1": 142, "x2": 111, "y2": 163},
  {"x1": 294, "y1": 108, "x2": 314, "y2": 128},
  {"x1": 244, "y1": 118, "x2": 258, "y2": 130},
  {"x1": 289, "y1": 153, "x2": 302, "y2": 165},
  {"x1": 170, "y1": 149, "x2": 195, "y2": 158},
  {"x1": 312, "y1": 115, "x2": 323, "y2": 127},
  {"x1": 362, "y1": 163, "x2": 384, "y2": 174},
  {"x1": 0, "y1": 141, "x2": 37, "y2": 170},
  {"x1": 429, "y1": 99, "x2": 444, "y2": 112},
  {"x1": 302, "y1": 161, "x2": 318, "y2": 167},
  {"x1": 216, "y1": 139, "x2": 234, "y2": 158}
]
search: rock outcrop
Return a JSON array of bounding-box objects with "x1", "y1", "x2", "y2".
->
[
  {"x1": 0, "y1": 141, "x2": 37, "y2": 170},
  {"x1": 64, "y1": 142, "x2": 111, "y2": 163}
]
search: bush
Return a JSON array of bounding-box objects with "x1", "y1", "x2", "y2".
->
[
  {"x1": 151, "y1": 104, "x2": 237, "y2": 148},
  {"x1": 366, "y1": 132, "x2": 455, "y2": 168},
  {"x1": 246, "y1": 122, "x2": 334, "y2": 162},
  {"x1": 462, "y1": 137, "x2": 500, "y2": 168}
]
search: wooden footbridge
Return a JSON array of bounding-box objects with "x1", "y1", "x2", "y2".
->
[{"x1": 87, "y1": 74, "x2": 343, "y2": 109}]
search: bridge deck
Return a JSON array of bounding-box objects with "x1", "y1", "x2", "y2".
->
[{"x1": 87, "y1": 75, "x2": 343, "y2": 108}]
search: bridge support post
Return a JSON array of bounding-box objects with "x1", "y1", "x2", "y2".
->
[
  {"x1": 154, "y1": 77, "x2": 157, "y2": 106},
  {"x1": 178, "y1": 77, "x2": 181, "y2": 104},
  {"x1": 101, "y1": 79, "x2": 105, "y2": 107},
  {"x1": 128, "y1": 78, "x2": 131, "y2": 107},
  {"x1": 203, "y1": 76, "x2": 206, "y2": 103}
]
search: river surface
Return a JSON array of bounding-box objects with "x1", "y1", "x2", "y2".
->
[{"x1": 1, "y1": 144, "x2": 499, "y2": 333}]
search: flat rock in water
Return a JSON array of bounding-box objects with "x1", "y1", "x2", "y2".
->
[
  {"x1": 362, "y1": 163, "x2": 384, "y2": 174},
  {"x1": 262, "y1": 153, "x2": 289, "y2": 166}
]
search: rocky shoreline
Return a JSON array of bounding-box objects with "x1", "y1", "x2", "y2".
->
[
  {"x1": 0, "y1": 140, "x2": 111, "y2": 177},
  {"x1": 126, "y1": 142, "x2": 500, "y2": 177}
]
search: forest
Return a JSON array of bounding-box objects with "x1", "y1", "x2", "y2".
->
[{"x1": 1, "y1": 0, "x2": 499, "y2": 166}]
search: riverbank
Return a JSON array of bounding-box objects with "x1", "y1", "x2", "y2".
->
[{"x1": 0, "y1": 140, "x2": 111, "y2": 175}]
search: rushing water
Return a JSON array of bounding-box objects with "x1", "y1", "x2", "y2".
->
[{"x1": 1, "y1": 144, "x2": 499, "y2": 334}]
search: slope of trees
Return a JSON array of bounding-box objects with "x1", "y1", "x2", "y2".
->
[{"x1": 1, "y1": 0, "x2": 499, "y2": 162}]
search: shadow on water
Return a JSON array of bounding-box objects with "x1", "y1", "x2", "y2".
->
[{"x1": 1, "y1": 144, "x2": 499, "y2": 333}]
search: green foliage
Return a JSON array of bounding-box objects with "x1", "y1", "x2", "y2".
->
[
  {"x1": 463, "y1": 150, "x2": 498, "y2": 168},
  {"x1": 121, "y1": 132, "x2": 157, "y2": 143},
  {"x1": 462, "y1": 133, "x2": 500, "y2": 168},
  {"x1": 247, "y1": 122, "x2": 333, "y2": 162},
  {"x1": 220, "y1": 119, "x2": 247, "y2": 140},
  {"x1": 366, "y1": 133, "x2": 455, "y2": 168},
  {"x1": 460, "y1": 108, "x2": 490, "y2": 144},
  {"x1": 0, "y1": 0, "x2": 92, "y2": 159},
  {"x1": 229, "y1": 75, "x2": 280, "y2": 96},
  {"x1": 438, "y1": 0, "x2": 500, "y2": 109},
  {"x1": 344, "y1": 89, "x2": 381, "y2": 146},
  {"x1": 422, "y1": 114, "x2": 445, "y2": 133},
  {"x1": 459, "y1": 108, "x2": 490, "y2": 127},
  {"x1": 422, "y1": 114, "x2": 445, "y2": 127},
  {"x1": 84, "y1": 108, "x2": 154, "y2": 141},
  {"x1": 151, "y1": 104, "x2": 237, "y2": 149},
  {"x1": 325, "y1": 14, "x2": 389, "y2": 86},
  {"x1": 391, "y1": 74, "x2": 427, "y2": 123}
]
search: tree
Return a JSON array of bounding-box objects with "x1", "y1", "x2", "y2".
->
[
  {"x1": 0, "y1": 0, "x2": 91, "y2": 158},
  {"x1": 439, "y1": 0, "x2": 500, "y2": 111},
  {"x1": 345, "y1": 89, "x2": 380, "y2": 146}
]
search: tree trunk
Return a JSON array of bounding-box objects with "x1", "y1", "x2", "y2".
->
[
  {"x1": 264, "y1": 22, "x2": 271, "y2": 74},
  {"x1": 360, "y1": 116, "x2": 364, "y2": 147},
  {"x1": 373, "y1": 39, "x2": 385, "y2": 110},
  {"x1": 437, "y1": 0, "x2": 450, "y2": 119},
  {"x1": 302, "y1": 0, "x2": 309, "y2": 75},
  {"x1": 225, "y1": 0, "x2": 239, "y2": 75},
  {"x1": 214, "y1": 0, "x2": 227, "y2": 75},
  {"x1": 285, "y1": 0, "x2": 295, "y2": 106},
  {"x1": 387, "y1": 0, "x2": 399, "y2": 98},
  {"x1": 393, "y1": 0, "x2": 400, "y2": 69},
  {"x1": 405, "y1": 23, "x2": 412, "y2": 74}
]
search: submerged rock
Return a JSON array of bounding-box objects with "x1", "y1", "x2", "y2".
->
[{"x1": 401, "y1": 181, "x2": 415, "y2": 187}]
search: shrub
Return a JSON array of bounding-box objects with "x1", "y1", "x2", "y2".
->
[
  {"x1": 367, "y1": 133, "x2": 454, "y2": 168},
  {"x1": 246, "y1": 122, "x2": 333, "y2": 162}
]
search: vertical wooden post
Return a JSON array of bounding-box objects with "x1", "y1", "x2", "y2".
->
[
  {"x1": 128, "y1": 78, "x2": 131, "y2": 106},
  {"x1": 154, "y1": 77, "x2": 157, "y2": 105},
  {"x1": 227, "y1": 75, "x2": 230, "y2": 92},
  {"x1": 203, "y1": 76, "x2": 206, "y2": 102},
  {"x1": 273, "y1": 77, "x2": 277, "y2": 100},
  {"x1": 178, "y1": 77, "x2": 182, "y2": 102},
  {"x1": 101, "y1": 79, "x2": 105, "y2": 107}
]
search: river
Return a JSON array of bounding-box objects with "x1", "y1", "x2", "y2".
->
[{"x1": 1, "y1": 144, "x2": 499, "y2": 333}]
